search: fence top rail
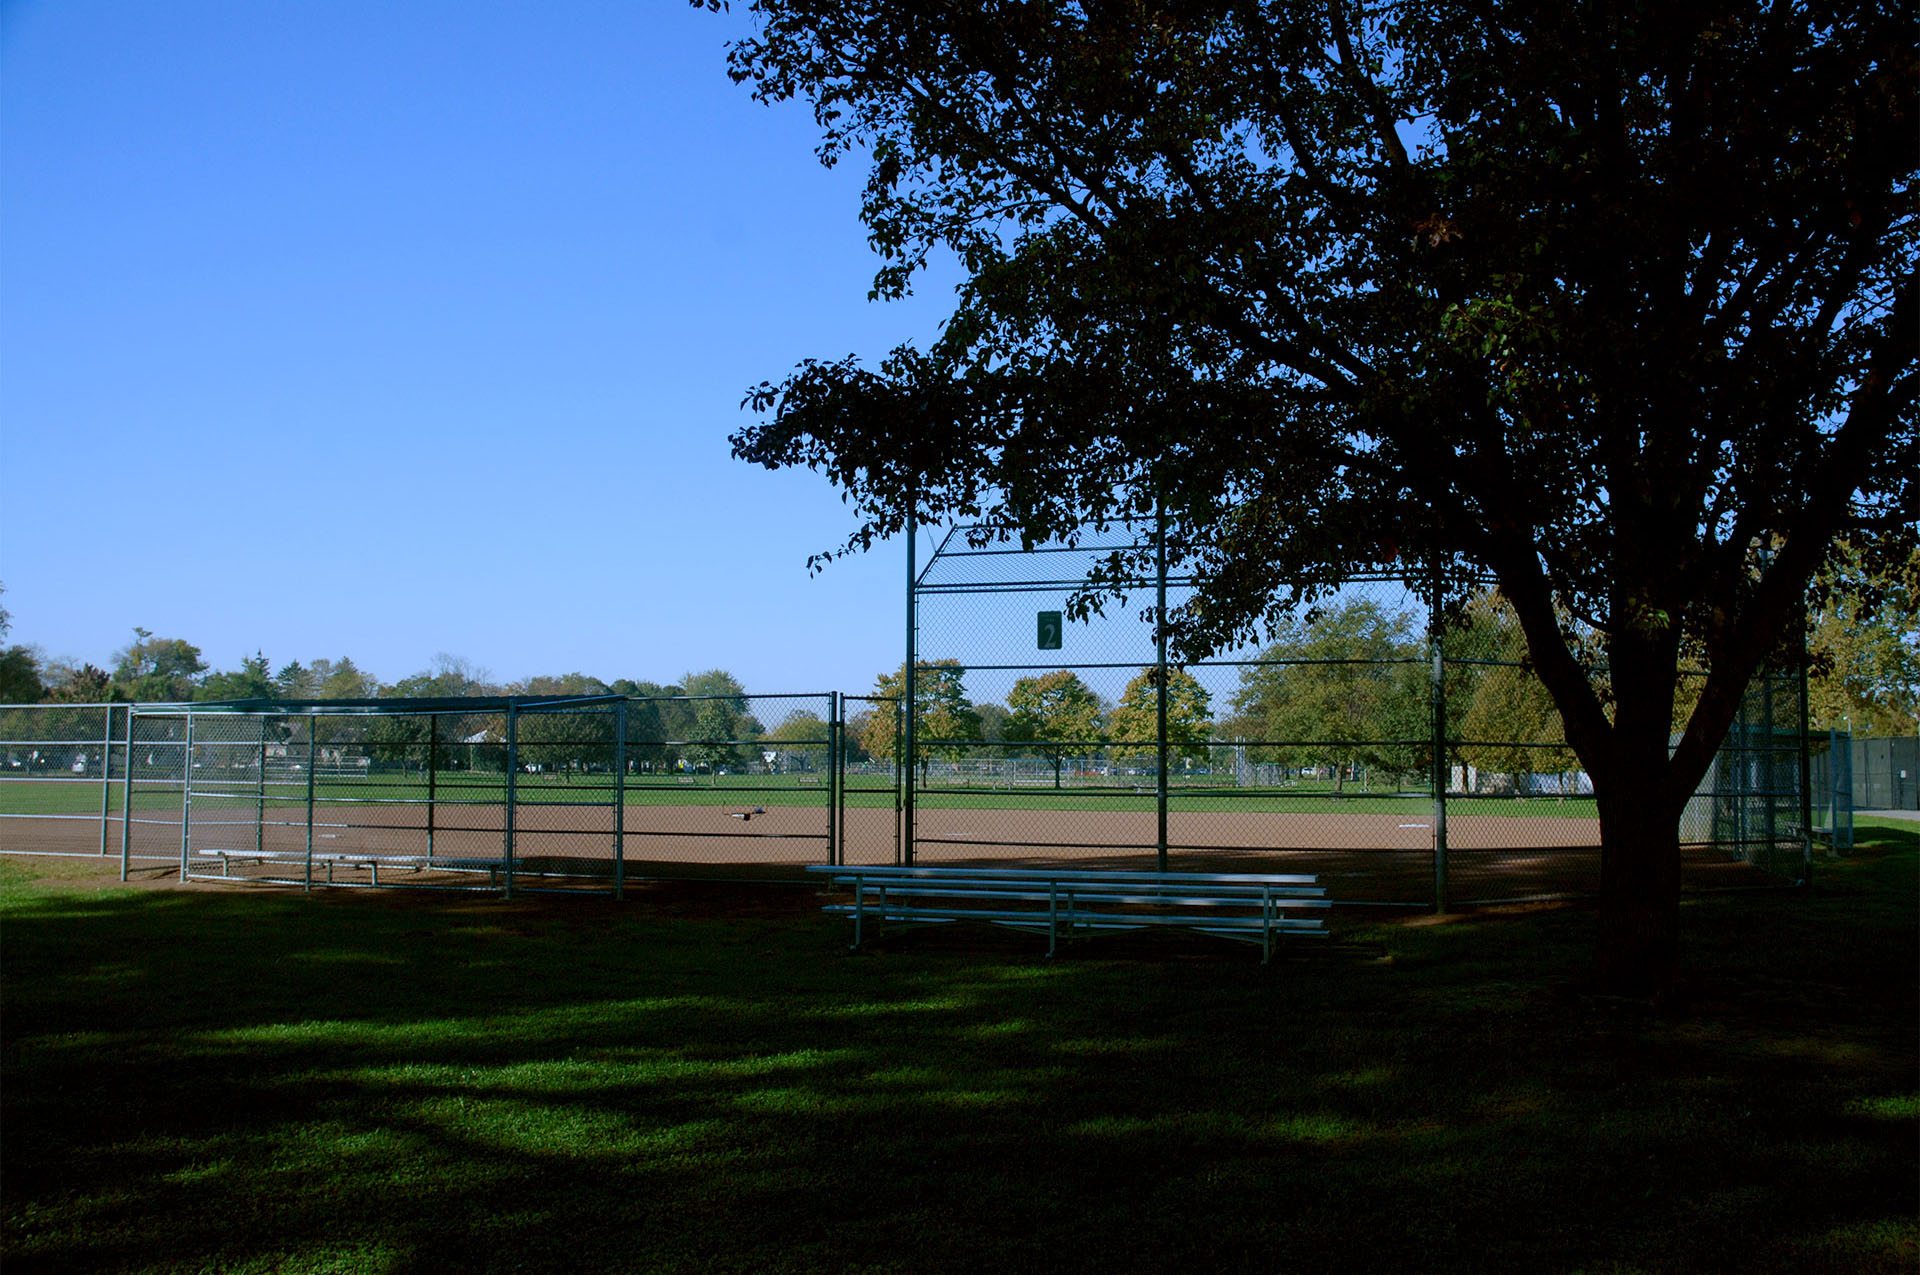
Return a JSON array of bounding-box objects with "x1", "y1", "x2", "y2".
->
[{"x1": 134, "y1": 694, "x2": 628, "y2": 715}]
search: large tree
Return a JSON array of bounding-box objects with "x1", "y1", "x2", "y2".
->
[
  {"x1": 717, "y1": 0, "x2": 1916, "y2": 992},
  {"x1": 1003, "y1": 669, "x2": 1107, "y2": 788},
  {"x1": 1230, "y1": 598, "x2": 1426, "y2": 793},
  {"x1": 1107, "y1": 666, "x2": 1214, "y2": 766},
  {"x1": 863, "y1": 659, "x2": 984, "y2": 778},
  {"x1": 1805, "y1": 545, "x2": 1920, "y2": 734},
  {"x1": 112, "y1": 629, "x2": 207, "y2": 702}
]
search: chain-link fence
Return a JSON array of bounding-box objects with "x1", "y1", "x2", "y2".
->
[
  {"x1": 838, "y1": 694, "x2": 903, "y2": 865},
  {"x1": 0, "y1": 569, "x2": 1813, "y2": 906},
  {"x1": 907, "y1": 524, "x2": 1807, "y2": 906},
  {"x1": 616, "y1": 692, "x2": 836, "y2": 872},
  {"x1": 0, "y1": 704, "x2": 135, "y2": 858}
]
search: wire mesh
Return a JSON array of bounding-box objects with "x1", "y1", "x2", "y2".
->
[
  {"x1": 0, "y1": 704, "x2": 136, "y2": 859},
  {"x1": 616, "y1": 693, "x2": 835, "y2": 870},
  {"x1": 909, "y1": 524, "x2": 1805, "y2": 905}
]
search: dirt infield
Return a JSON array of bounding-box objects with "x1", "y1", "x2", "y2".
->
[{"x1": 0, "y1": 798, "x2": 1789, "y2": 905}]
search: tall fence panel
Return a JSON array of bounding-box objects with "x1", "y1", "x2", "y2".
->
[
  {"x1": 614, "y1": 692, "x2": 835, "y2": 872},
  {"x1": 836, "y1": 694, "x2": 902, "y2": 866},
  {"x1": 905, "y1": 524, "x2": 1805, "y2": 906},
  {"x1": 0, "y1": 704, "x2": 141, "y2": 860}
]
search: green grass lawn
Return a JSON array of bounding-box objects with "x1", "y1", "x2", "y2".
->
[{"x1": 2, "y1": 821, "x2": 1913, "y2": 1273}]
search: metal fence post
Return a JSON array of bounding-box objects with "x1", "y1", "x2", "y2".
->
[
  {"x1": 903, "y1": 510, "x2": 917, "y2": 867},
  {"x1": 99, "y1": 705, "x2": 115, "y2": 856},
  {"x1": 305, "y1": 715, "x2": 316, "y2": 892},
  {"x1": 504, "y1": 701, "x2": 518, "y2": 899},
  {"x1": 256, "y1": 716, "x2": 268, "y2": 858},
  {"x1": 827, "y1": 691, "x2": 840, "y2": 866},
  {"x1": 1797, "y1": 652, "x2": 1813, "y2": 885},
  {"x1": 1155, "y1": 506, "x2": 1170, "y2": 873},
  {"x1": 1430, "y1": 573, "x2": 1449, "y2": 914},
  {"x1": 427, "y1": 713, "x2": 438, "y2": 864},
  {"x1": 613, "y1": 699, "x2": 627, "y2": 899},
  {"x1": 894, "y1": 697, "x2": 905, "y2": 866},
  {"x1": 119, "y1": 708, "x2": 135, "y2": 882},
  {"x1": 179, "y1": 710, "x2": 194, "y2": 883}
]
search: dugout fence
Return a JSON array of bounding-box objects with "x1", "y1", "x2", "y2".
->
[{"x1": 0, "y1": 692, "x2": 859, "y2": 895}]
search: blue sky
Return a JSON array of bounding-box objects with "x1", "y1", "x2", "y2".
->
[{"x1": 1, "y1": 0, "x2": 957, "y2": 695}]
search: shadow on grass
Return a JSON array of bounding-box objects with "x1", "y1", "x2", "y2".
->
[{"x1": 1, "y1": 836, "x2": 1915, "y2": 1275}]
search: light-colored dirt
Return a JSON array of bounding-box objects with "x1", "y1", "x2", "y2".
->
[{"x1": 0, "y1": 799, "x2": 1783, "y2": 905}]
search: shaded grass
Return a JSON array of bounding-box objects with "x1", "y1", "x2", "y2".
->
[{"x1": 2, "y1": 823, "x2": 1915, "y2": 1274}]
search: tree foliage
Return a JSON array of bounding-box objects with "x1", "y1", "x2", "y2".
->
[
  {"x1": 717, "y1": 0, "x2": 1917, "y2": 991},
  {"x1": 863, "y1": 660, "x2": 982, "y2": 769},
  {"x1": 1806, "y1": 545, "x2": 1920, "y2": 734},
  {"x1": 1004, "y1": 669, "x2": 1106, "y2": 787},
  {"x1": 1230, "y1": 599, "x2": 1425, "y2": 791},
  {"x1": 112, "y1": 630, "x2": 206, "y2": 702},
  {"x1": 198, "y1": 652, "x2": 276, "y2": 702},
  {"x1": 1106, "y1": 666, "x2": 1213, "y2": 762}
]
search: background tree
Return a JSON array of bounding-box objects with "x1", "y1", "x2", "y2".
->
[
  {"x1": 1231, "y1": 600, "x2": 1425, "y2": 794},
  {"x1": 611, "y1": 679, "x2": 681, "y2": 773},
  {"x1": 863, "y1": 660, "x2": 983, "y2": 780},
  {"x1": 1003, "y1": 670, "x2": 1106, "y2": 789},
  {"x1": 762, "y1": 709, "x2": 830, "y2": 773},
  {"x1": 307, "y1": 658, "x2": 380, "y2": 700},
  {"x1": 0, "y1": 646, "x2": 44, "y2": 705},
  {"x1": 49, "y1": 665, "x2": 113, "y2": 704},
  {"x1": 1453, "y1": 595, "x2": 1582, "y2": 793},
  {"x1": 1106, "y1": 667, "x2": 1214, "y2": 767},
  {"x1": 273, "y1": 661, "x2": 317, "y2": 699},
  {"x1": 1806, "y1": 545, "x2": 1920, "y2": 735},
  {"x1": 510, "y1": 674, "x2": 617, "y2": 780},
  {"x1": 198, "y1": 652, "x2": 276, "y2": 702},
  {"x1": 112, "y1": 629, "x2": 206, "y2": 702},
  {"x1": 386, "y1": 653, "x2": 490, "y2": 700},
  {"x1": 679, "y1": 669, "x2": 762, "y2": 772},
  {"x1": 720, "y1": 1, "x2": 1917, "y2": 992},
  {"x1": 0, "y1": 586, "x2": 43, "y2": 704}
]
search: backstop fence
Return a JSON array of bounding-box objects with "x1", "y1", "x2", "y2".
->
[{"x1": 903, "y1": 524, "x2": 1810, "y2": 906}]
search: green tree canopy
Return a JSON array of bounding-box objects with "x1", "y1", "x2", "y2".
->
[
  {"x1": 678, "y1": 670, "x2": 762, "y2": 771},
  {"x1": 48, "y1": 664, "x2": 112, "y2": 704},
  {"x1": 1230, "y1": 599, "x2": 1425, "y2": 793},
  {"x1": 386, "y1": 654, "x2": 489, "y2": 700},
  {"x1": 1806, "y1": 546, "x2": 1920, "y2": 734},
  {"x1": 863, "y1": 660, "x2": 983, "y2": 772},
  {"x1": 0, "y1": 645, "x2": 43, "y2": 705},
  {"x1": 112, "y1": 629, "x2": 206, "y2": 702},
  {"x1": 718, "y1": 0, "x2": 1916, "y2": 990},
  {"x1": 198, "y1": 652, "x2": 275, "y2": 702},
  {"x1": 1004, "y1": 669, "x2": 1106, "y2": 788},
  {"x1": 1106, "y1": 667, "x2": 1214, "y2": 763},
  {"x1": 311, "y1": 658, "x2": 380, "y2": 700},
  {"x1": 1452, "y1": 595, "x2": 1580, "y2": 783}
]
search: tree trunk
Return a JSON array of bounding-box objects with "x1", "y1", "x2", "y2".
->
[
  {"x1": 1592, "y1": 663, "x2": 1687, "y2": 996},
  {"x1": 1593, "y1": 785, "x2": 1683, "y2": 995}
]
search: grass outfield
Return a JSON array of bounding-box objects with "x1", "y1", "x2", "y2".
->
[
  {"x1": 1, "y1": 824, "x2": 1913, "y2": 1273},
  {"x1": 0, "y1": 772, "x2": 1598, "y2": 819}
]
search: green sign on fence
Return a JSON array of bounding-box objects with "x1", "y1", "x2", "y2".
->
[{"x1": 1037, "y1": 611, "x2": 1062, "y2": 650}]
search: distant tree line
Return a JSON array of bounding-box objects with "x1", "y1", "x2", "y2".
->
[{"x1": 1, "y1": 572, "x2": 1911, "y2": 770}]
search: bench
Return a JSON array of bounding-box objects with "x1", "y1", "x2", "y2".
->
[
  {"x1": 806, "y1": 865, "x2": 1328, "y2": 962},
  {"x1": 191, "y1": 849, "x2": 512, "y2": 886}
]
